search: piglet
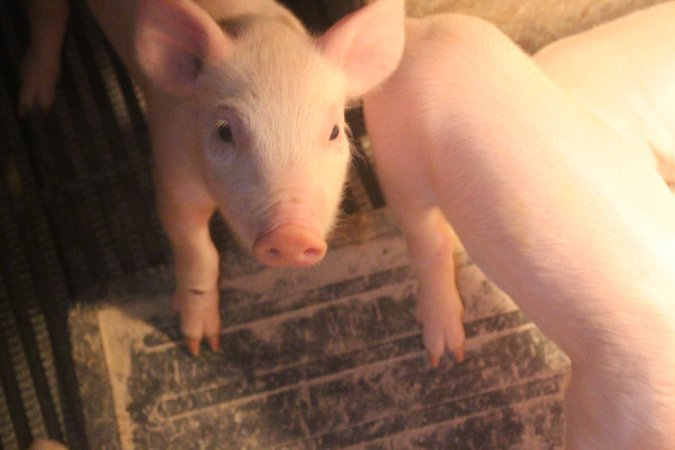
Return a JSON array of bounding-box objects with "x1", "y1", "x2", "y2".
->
[
  {"x1": 20, "y1": 0, "x2": 405, "y2": 355},
  {"x1": 534, "y1": 1, "x2": 675, "y2": 191},
  {"x1": 363, "y1": 12, "x2": 675, "y2": 449},
  {"x1": 362, "y1": 1, "x2": 675, "y2": 368}
]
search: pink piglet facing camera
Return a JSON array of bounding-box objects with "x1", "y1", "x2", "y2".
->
[{"x1": 20, "y1": 0, "x2": 405, "y2": 356}]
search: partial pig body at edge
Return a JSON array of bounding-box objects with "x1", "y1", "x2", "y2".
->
[{"x1": 364, "y1": 10, "x2": 675, "y2": 449}]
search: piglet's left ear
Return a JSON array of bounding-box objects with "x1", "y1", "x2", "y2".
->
[
  {"x1": 318, "y1": 0, "x2": 405, "y2": 98},
  {"x1": 135, "y1": 0, "x2": 232, "y2": 97}
]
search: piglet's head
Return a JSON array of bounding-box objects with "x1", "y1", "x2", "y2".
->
[{"x1": 135, "y1": 0, "x2": 405, "y2": 267}]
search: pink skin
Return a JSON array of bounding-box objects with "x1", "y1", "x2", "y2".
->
[
  {"x1": 20, "y1": 0, "x2": 405, "y2": 356},
  {"x1": 366, "y1": 1, "x2": 675, "y2": 370},
  {"x1": 364, "y1": 12, "x2": 675, "y2": 448},
  {"x1": 533, "y1": 1, "x2": 675, "y2": 192}
]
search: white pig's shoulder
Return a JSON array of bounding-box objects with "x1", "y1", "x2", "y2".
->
[
  {"x1": 406, "y1": 14, "x2": 504, "y2": 50},
  {"x1": 402, "y1": 13, "x2": 527, "y2": 78}
]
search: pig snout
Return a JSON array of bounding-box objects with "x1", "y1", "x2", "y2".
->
[{"x1": 252, "y1": 224, "x2": 327, "y2": 267}]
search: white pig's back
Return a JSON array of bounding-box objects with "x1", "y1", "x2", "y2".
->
[{"x1": 534, "y1": 1, "x2": 675, "y2": 186}]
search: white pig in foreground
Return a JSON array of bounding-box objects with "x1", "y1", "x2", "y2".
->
[
  {"x1": 20, "y1": 0, "x2": 404, "y2": 355},
  {"x1": 364, "y1": 11, "x2": 675, "y2": 450}
]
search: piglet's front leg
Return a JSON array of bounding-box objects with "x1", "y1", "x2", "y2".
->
[
  {"x1": 404, "y1": 209, "x2": 466, "y2": 367},
  {"x1": 150, "y1": 99, "x2": 221, "y2": 357},
  {"x1": 364, "y1": 102, "x2": 465, "y2": 367},
  {"x1": 158, "y1": 194, "x2": 221, "y2": 356}
]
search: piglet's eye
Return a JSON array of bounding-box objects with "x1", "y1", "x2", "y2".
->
[
  {"x1": 329, "y1": 124, "x2": 340, "y2": 141},
  {"x1": 217, "y1": 121, "x2": 234, "y2": 143}
]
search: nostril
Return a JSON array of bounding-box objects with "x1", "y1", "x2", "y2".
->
[{"x1": 302, "y1": 247, "x2": 324, "y2": 261}]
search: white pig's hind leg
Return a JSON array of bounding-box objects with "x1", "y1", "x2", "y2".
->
[
  {"x1": 157, "y1": 191, "x2": 221, "y2": 356},
  {"x1": 400, "y1": 207, "x2": 466, "y2": 367},
  {"x1": 19, "y1": 0, "x2": 69, "y2": 115}
]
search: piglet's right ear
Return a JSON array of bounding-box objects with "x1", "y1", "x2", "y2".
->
[
  {"x1": 318, "y1": 0, "x2": 405, "y2": 98},
  {"x1": 135, "y1": 0, "x2": 232, "y2": 96}
]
